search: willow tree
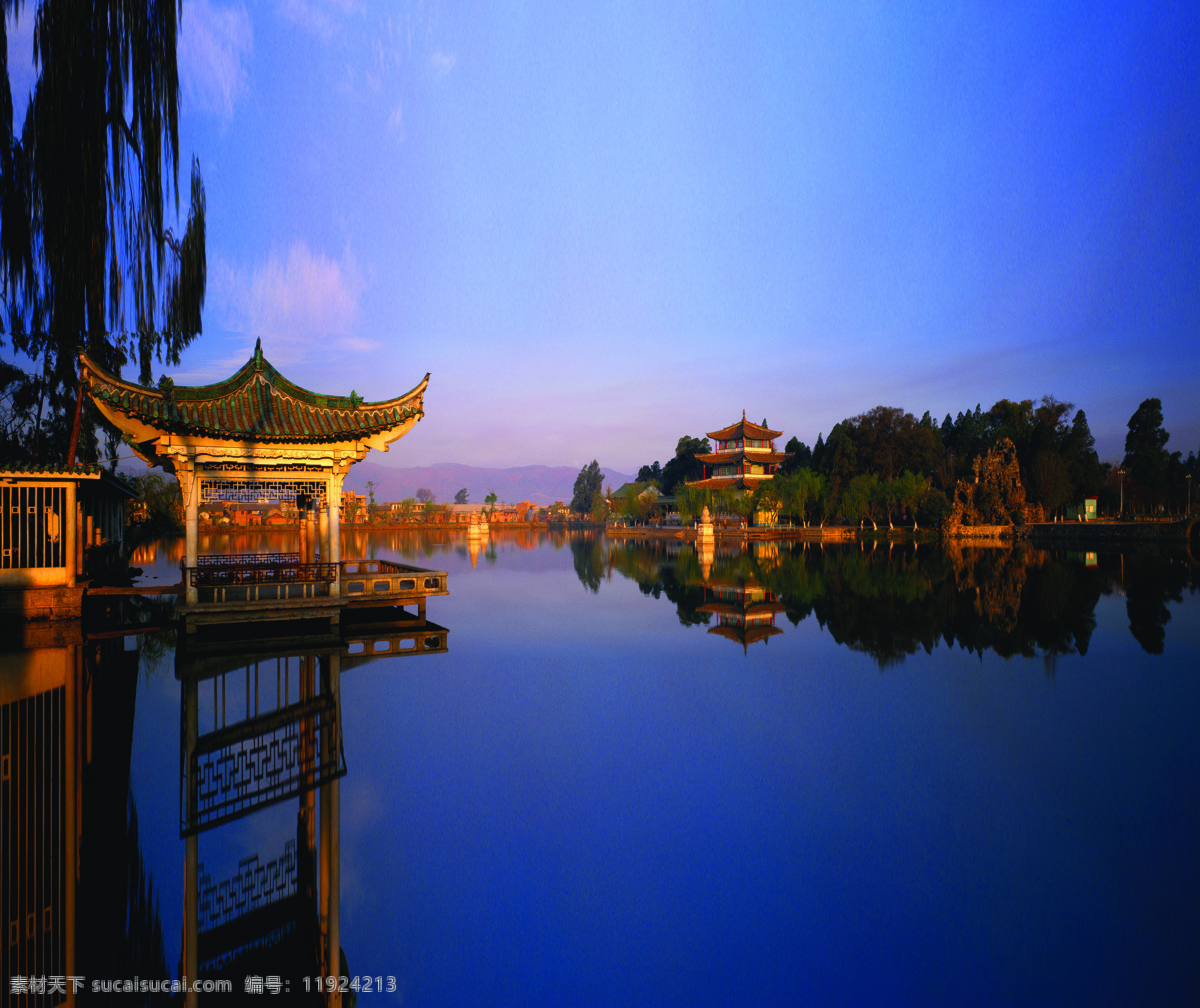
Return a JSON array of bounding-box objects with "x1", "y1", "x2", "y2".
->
[{"x1": 0, "y1": 0, "x2": 206, "y2": 463}]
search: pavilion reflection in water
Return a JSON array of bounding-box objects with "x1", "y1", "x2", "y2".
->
[
  {"x1": 177, "y1": 599, "x2": 448, "y2": 1005},
  {"x1": 0, "y1": 588, "x2": 446, "y2": 1006}
]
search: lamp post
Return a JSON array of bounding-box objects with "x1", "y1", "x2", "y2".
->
[
  {"x1": 1187, "y1": 473, "x2": 1192, "y2": 516},
  {"x1": 1116, "y1": 467, "x2": 1125, "y2": 519}
]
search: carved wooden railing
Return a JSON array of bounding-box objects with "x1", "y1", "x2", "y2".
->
[{"x1": 186, "y1": 554, "x2": 337, "y2": 602}]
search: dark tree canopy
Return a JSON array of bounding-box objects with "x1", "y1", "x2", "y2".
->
[
  {"x1": 783, "y1": 436, "x2": 811, "y2": 472},
  {"x1": 660, "y1": 435, "x2": 710, "y2": 493},
  {"x1": 0, "y1": 0, "x2": 206, "y2": 463},
  {"x1": 1123, "y1": 397, "x2": 1170, "y2": 494},
  {"x1": 571, "y1": 460, "x2": 604, "y2": 514},
  {"x1": 636, "y1": 460, "x2": 662, "y2": 484},
  {"x1": 454, "y1": 488, "x2": 469, "y2": 504}
]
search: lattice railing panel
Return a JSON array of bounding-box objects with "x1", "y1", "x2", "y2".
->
[
  {"x1": 200, "y1": 479, "x2": 326, "y2": 504},
  {"x1": 183, "y1": 694, "x2": 345, "y2": 835},
  {"x1": 198, "y1": 840, "x2": 297, "y2": 933}
]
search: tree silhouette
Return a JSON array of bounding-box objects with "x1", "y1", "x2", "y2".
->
[
  {"x1": 571, "y1": 460, "x2": 604, "y2": 514},
  {"x1": 1123, "y1": 398, "x2": 1171, "y2": 509},
  {"x1": 0, "y1": 1, "x2": 206, "y2": 463}
]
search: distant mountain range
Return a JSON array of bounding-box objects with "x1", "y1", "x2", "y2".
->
[{"x1": 342, "y1": 461, "x2": 638, "y2": 506}]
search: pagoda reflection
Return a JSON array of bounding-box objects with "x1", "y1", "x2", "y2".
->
[
  {"x1": 697, "y1": 580, "x2": 787, "y2": 652},
  {"x1": 600, "y1": 532, "x2": 1198, "y2": 664}
]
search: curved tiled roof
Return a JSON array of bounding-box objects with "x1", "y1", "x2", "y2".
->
[
  {"x1": 706, "y1": 416, "x2": 782, "y2": 442},
  {"x1": 694, "y1": 449, "x2": 790, "y2": 465},
  {"x1": 81, "y1": 340, "x2": 427, "y2": 443},
  {"x1": 685, "y1": 476, "x2": 768, "y2": 491}
]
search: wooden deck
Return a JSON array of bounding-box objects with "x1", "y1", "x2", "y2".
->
[{"x1": 176, "y1": 553, "x2": 450, "y2": 631}]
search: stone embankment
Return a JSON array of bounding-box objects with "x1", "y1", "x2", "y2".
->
[
  {"x1": 1019, "y1": 519, "x2": 1198, "y2": 542},
  {"x1": 605, "y1": 519, "x2": 1199, "y2": 544},
  {"x1": 606, "y1": 524, "x2": 859, "y2": 541},
  {"x1": 944, "y1": 519, "x2": 1197, "y2": 542}
]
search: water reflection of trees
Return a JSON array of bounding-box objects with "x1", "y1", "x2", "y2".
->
[
  {"x1": 597, "y1": 536, "x2": 1198, "y2": 664},
  {"x1": 603, "y1": 537, "x2": 713, "y2": 625}
]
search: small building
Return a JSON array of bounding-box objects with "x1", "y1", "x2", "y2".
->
[
  {"x1": 1, "y1": 463, "x2": 135, "y2": 620},
  {"x1": 341, "y1": 489, "x2": 369, "y2": 524}
]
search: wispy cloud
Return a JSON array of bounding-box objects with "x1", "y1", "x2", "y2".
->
[
  {"x1": 430, "y1": 49, "x2": 457, "y2": 76},
  {"x1": 178, "y1": 0, "x2": 253, "y2": 120},
  {"x1": 209, "y1": 242, "x2": 372, "y2": 362},
  {"x1": 277, "y1": 0, "x2": 357, "y2": 40},
  {"x1": 387, "y1": 100, "x2": 405, "y2": 138}
]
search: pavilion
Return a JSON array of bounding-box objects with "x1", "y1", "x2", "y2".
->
[
  {"x1": 82, "y1": 339, "x2": 429, "y2": 605},
  {"x1": 688, "y1": 412, "x2": 790, "y2": 493}
]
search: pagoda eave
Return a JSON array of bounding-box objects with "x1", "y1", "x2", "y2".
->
[
  {"x1": 706, "y1": 419, "x2": 783, "y2": 442},
  {"x1": 695, "y1": 450, "x2": 790, "y2": 466},
  {"x1": 686, "y1": 476, "x2": 774, "y2": 491}
]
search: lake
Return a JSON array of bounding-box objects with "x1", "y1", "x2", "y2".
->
[{"x1": 5, "y1": 530, "x2": 1198, "y2": 1005}]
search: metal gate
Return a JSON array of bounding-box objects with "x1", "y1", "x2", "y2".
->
[{"x1": 1, "y1": 485, "x2": 66, "y2": 571}]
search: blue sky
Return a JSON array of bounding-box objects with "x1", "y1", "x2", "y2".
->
[{"x1": 7, "y1": 0, "x2": 1199, "y2": 470}]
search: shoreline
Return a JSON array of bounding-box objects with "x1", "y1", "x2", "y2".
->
[{"x1": 192, "y1": 517, "x2": 1199, "y2": 544}]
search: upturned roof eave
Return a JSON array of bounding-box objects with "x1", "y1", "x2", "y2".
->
[
  {"x1": 695, "y1": 449, "x2": 789, "y2": 465},
  {"x1": 706, "y1": 418, "x2": 783, "y2": 442},
  {"x1": 80, "y1": 347, "x2": 430, "y2": 412},
  {"x1": 80, "y1": 346, "x2": 429, "y2": 443}
]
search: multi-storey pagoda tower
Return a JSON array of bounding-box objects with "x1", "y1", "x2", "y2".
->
[
  {"x1": 688, "y1": 411, "x2": 789, "y2": 492},
  {"x1": 81, "y1": 339, "x2": 428, "y2": 603}
]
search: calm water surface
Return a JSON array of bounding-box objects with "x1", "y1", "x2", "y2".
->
[{"x1": 12, "y1": 530, "x2": 1200, "y2": 1006}]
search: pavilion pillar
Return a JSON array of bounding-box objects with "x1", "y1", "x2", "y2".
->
[
  {"x1": 327, "y1": 474, "x2": 342, "y2": 598},
  {"x1": 64, "y1": 480, "x2": 77, "y2": 587},
  {"x1": 178, "y1": 464, "x2": 199, "y2": 604}
]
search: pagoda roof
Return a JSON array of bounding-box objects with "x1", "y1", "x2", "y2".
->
[
  {"x1": 694, "y1": 449, "x2": 790, "y2": 466},
  {"x1": 698, "y1": 600, "x2": 788, "y2": 618},
  {"x1": 685, "y1": 476, "x2": 773, "y2": 491},
  {"x1": 706, "y1": 415, "x2": 782, "y2": 442},
  {"x1": 707, "y1": 623, "x2": 784, "y2": 649},
  {"x1": 81, "y1": 340, "x2": 427, "y2": 445}
]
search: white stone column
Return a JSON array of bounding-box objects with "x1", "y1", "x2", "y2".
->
[
  {"x1": 306, "y1": 504, "x2": 318, "y2": 563},
  {"x1": 327, "y1": 474, "x2": 342, "y2": 598},
  {"x1": 178, "y1": 464, "x2": 199, "y2": 604}
]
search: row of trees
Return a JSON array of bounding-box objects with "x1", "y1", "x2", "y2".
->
[{"x1": 632, "y1": 396, "x2": 1196, "y2": 521}]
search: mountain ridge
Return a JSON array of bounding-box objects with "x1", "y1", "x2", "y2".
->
[{"x1": 342, "y1": 460, "x2": 638, "y2": 506}]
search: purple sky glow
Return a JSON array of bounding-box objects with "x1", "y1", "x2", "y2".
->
[{"x1": 6, "y1": 1, "x2": 1198, "y2": 471}]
